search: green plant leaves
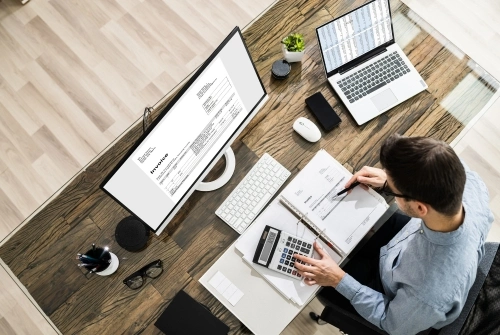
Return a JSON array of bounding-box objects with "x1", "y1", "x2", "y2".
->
[{"x1": 281, "y1": 33, "x2": 305, "y2": 52}]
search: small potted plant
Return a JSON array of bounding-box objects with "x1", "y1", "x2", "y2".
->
[{"x1": 281, "y1": 33, "x2": 305, "y2": 63}]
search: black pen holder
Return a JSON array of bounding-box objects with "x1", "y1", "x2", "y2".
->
[
  {"x1": 83, "y1": 248, "x2": 111, "y2": 272},
  {"x1": 81, "y1": 247, "x2": 119, "y2": 276}
]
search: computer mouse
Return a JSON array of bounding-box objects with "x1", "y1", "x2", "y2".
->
[{"x1": 293, "y1": 117, "x2": 321, "y2": 142}]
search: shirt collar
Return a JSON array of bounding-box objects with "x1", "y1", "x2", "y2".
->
[{"x1": 420, "y1": 203, "x2": 467, "y2": 245}]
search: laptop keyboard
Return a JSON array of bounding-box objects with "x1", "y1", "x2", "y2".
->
[{"x1": 337, "y1": 51, "x2": 411, "y2": 103}]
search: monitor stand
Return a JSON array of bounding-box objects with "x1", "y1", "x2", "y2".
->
[{"x1": 196, "y1": 148, "x2": 235, "y2": 192}]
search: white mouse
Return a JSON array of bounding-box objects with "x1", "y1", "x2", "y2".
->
[{"x1": 293, "y1": 117, "x2": 321, "y2": 142}]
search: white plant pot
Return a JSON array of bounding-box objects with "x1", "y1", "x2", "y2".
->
[{"x1": 282, "y1": 45, "x2": 304, "y2": 63}]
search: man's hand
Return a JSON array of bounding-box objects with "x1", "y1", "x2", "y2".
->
[
  {"x1": 345, "y1": 166, "x2": 387, "y2": 191},
  {"x1": 294, "y1": 242, "x2": 346, "y2": 287}
]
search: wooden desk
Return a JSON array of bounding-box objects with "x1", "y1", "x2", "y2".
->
[{"x1": 0, "y1": 0, "x2": 498, "y2": 334}]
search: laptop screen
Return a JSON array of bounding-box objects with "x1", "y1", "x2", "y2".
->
[{"x1": 317, "y1": 0, "x2": 393, "y2": 73}]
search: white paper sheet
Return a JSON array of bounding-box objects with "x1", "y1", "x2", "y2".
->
[
  {"x1": 280, "y1": 150, "x2": 388, "y2": 254},
  {"x1": 209, "y1": 271, "x2": 245, "y2": 306}
]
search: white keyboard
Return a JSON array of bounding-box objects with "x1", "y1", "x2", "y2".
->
[{"x1": 215, "y1": 153, "x2": 291, "y2": 234}]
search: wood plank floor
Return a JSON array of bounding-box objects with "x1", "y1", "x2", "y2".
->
[
  {"x1": 0, "y1": 0, "x2": 275, "y2": 243},
  {"x1": 0, "y1": 0, "x2": 499, "y2": 334}
]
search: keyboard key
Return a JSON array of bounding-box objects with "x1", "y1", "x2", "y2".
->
[{"x1": 366, "y1": 82, "x2": 387, "y2": 95}]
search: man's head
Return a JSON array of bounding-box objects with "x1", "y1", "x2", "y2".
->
[{"x1": 380, "y1": 134, "x2": 466, "y2": 217}]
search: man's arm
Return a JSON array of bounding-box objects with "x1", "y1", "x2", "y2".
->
[
  {"x1": 295, "y1": 245, "x2": 445, "y2": 334},
  {"x1": 337, "y1": 275, "x2": 445, "y2": 334}
]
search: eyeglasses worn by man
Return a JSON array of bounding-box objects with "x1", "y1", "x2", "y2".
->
[{"x1": 294, "y1": 134, "x2": 494, "y2": 335}]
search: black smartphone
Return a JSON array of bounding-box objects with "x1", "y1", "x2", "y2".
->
[{"x1": 305, "y1": 92, "x2": 341, "y2": 131}]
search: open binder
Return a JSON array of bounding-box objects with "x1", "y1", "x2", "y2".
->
[{"x1": 235, "y1": 149, "x2": 388, "y2": 305}]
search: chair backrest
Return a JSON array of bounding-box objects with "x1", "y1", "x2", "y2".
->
[{"x1": 438, "y1": 242, "x2": 500, "y2": 335}]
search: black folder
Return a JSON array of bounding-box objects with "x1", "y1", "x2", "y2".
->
[{"x1": 155, "y1": 290, "x2": 229, "y2": 335}]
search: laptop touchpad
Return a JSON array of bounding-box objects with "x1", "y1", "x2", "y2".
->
[{"x1": 371, "y1": 88, "x2": 398, "y2": 111}]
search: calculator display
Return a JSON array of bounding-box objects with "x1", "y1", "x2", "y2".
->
[{"x1": 259, "y1": 230, "x2": 277, "y2": 264}]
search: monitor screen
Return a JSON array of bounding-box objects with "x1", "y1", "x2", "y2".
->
[
  {"x1": 101, "y1": 27, "x2": 266, "y2": 233},
  {"x1": 317, "y1": 0, "x2": 393, "y2": 73}
]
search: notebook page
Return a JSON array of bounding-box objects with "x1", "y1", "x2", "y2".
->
[{"x1": 280, "y1": 150, "x2": 388, "y2": 254}]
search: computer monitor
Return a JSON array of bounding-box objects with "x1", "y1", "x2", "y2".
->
[{"x1": 101, "y1": 27, "x2": 268, "y2": 235}]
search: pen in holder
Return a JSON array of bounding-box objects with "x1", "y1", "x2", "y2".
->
[{"x1": 77, "y1": 245, "x2": 119, "y2": 276}]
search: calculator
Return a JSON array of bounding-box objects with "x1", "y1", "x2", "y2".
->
[{"x1": 253, "y1": 225, "x2": 315, "y2": 280}]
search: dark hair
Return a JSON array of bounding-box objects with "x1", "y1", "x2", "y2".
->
[{"x1": 380, "y1": 134, "x2": 465, "y2": 216}]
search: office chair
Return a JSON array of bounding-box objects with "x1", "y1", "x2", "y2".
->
[{"x1": 310, "y1": 242, "x2": 500, "y2": 335}]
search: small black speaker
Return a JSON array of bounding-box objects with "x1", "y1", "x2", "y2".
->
[
  {"x1": 115, "y1": 216, "x2": 150, "y2": 252},
  {"x1": 271, "y1": 59, "x2": 291, "y2": 80}
]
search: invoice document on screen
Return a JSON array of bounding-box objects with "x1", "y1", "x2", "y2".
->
[{"x1": 132, "y1": 58, "x2": 248, "y2": 203}]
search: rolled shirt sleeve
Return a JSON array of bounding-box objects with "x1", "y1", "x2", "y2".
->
[{"x1": 336, "y1": 274, "x2": 446, "y2": 335}]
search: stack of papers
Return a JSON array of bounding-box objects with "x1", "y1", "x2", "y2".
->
[{"x1": 235, "y1": 150, "x2": 388, "y2": 305}]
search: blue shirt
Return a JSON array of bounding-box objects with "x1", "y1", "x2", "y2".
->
[{"x1": 336, "y1": 164, "x2": 494, "y2": 335}]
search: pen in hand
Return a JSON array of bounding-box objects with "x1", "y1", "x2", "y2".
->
[{"x1": 333, "y1": 181, "x2": 361, "y2": 199}]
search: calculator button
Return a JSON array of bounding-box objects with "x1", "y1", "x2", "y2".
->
[
  {"x1": 281, "y1": 253, "x2": 286, "y2": 258},
  {"x1": 295, "y1": 245, "x2": 300, "y2": 250},
  {"x1": 300, "y1": 247, "x2": 308, "y2": 253},
  {"x1": 292, "y1": 238, "x2": 297, "y2": 243},
  {"x1": 307, "y1": 243, "x2": 312, "y2": 248},
  {"x1": 279, "y1": 259, "x2": 284, "y2": 263},
  {"x1": 288, "y1": 237, "x2": 292, "y2": 241},
  {"x1": 287, "y1": 269, "x2": 292, "y2": 274},
  {"x1": 288, "y1": 250, "x2": 293, "y2": 255},
  {"x1": 282, "y1": 267, "x2": 287, "y2": 272},
  {"x1": 286, "y1": 242, "x2": 290, "y2": 247},
  {"x1": 284, "y1": 248, "x2": 288, "y2": 253},
  {"x1": 291, "y1": 244, "x2": 295, "y2": 248},
  {"x1": 286, "y1": 255, "x2": 291, "y2": 260},
  {"x1": 297, "y1": 241, "x2": 302, "y2": 246},
  {"x1": 290, "y1": 262, "x2": 294, "y2": 267},
  {"x1": 277, "y1": 265, "x2": 282, "y2": 270},
  {"x1": 292, "y1": 270, "x2": 297, "y2": 276},
  {"x1": 297, "y1": 274, "x2": 302, "y2": 278},
  {"x1": 285, "y1": 261, "x2": 289, "y2": 266}
]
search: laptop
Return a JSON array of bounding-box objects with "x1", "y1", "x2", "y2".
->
[{"x1": 316, "y1": 0, "x2": 427, "y2": 125}]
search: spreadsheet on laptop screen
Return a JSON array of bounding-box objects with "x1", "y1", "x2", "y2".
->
[{"x1": 317, "y1": 0, "x2": 393, "y2": 73}]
